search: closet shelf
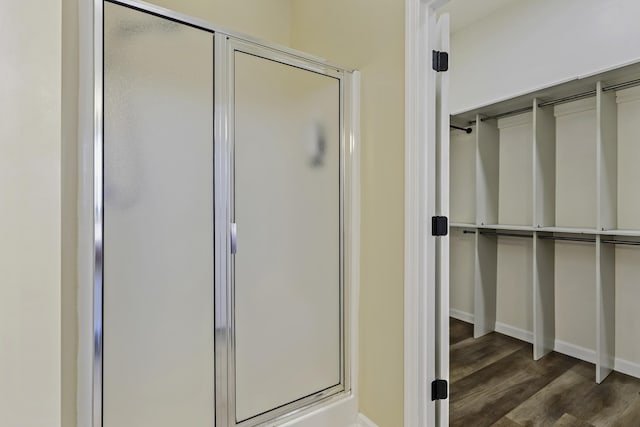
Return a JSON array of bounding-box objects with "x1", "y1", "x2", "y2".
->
[
  {"x1": 600, "y1": 229, "x2": 640, "y2": 237},
  {"x1": 451, "y1": 225, "x2": 640, "y2": 237},
  {"x1": 479, "y1": 224, "x2": 535, "y2": 232},
  {"x1": 450, "y1": 222, "x2": 477, "y2": 228},
  {"x1": 535, "y1": 226, "x2": 598, "y2": 235}
]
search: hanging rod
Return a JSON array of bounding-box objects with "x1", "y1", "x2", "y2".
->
[
  {"x1": 479, "y1": 106, "x2": 533, "y2": 122},
  {"x1": 451, "y1": 124, "x2": 473, "y2": 134},
  {"x1": 602, "y1": 78, "x2": 640, "y2": 92},
  {"x1": 463, "y1": 232, "x2": 640, "y2": 246},
  {"x1": 601, "y1": 239, "x2": 640, "y2": 247},
  {"x1": 465, "y1": 76, "x2": 640, "y2": 125},
  {"x1": 479, "y1": 231, "x2": 533, "y2": 239},
  {"x1": 537, "y1": 90, "x2": 597, "y2": 108},
  {"x1": 538, "y1": 235, "x2": 595, "y2": 243}
]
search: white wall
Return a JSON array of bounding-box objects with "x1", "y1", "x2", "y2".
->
[
  {"x1": 449, "y1": 0, "x2": 640, "y2": 114},
  {"x1": 449, "y1": 229, "x2": 475, "y2": 316},
  {"x1": 0, "y1": 2, "x2": 62, "y2": 427}
]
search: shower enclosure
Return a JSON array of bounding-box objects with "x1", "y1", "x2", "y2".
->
[{"x1": 89, "y1": 1, "x2": 359, "y2": 426}]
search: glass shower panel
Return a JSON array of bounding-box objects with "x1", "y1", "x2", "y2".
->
[
  {"x1": 234, "y1": 51, "x2": 342, "y2": 422},
  {"x1": 103, "y1": 3, "x2": 214, "y2": 427}
]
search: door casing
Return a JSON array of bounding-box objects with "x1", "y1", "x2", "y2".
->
[{"x1": 404, "y1": 1, "x2": 450, "y2": 426}]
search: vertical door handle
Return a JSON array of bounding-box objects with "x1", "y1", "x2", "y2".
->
[{"x1": 230, "y1": 223, "x2": 237, "y2": 254}]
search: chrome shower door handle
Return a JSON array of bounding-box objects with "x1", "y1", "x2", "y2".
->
[{"x1": 230, "y1": 223, "x2": 237, "y2": 254}]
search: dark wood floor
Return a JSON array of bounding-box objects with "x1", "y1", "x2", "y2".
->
[{"x1": 450, "y1": 318, "x2": 640, "y2": 427}]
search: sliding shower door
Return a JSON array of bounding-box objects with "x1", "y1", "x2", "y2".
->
[
  {"x1": 232, "y1": 47, "x2": 344, "y2": 424},
  {"x1": 102, "y1": 3, "x2": 214, "y2": 427}
]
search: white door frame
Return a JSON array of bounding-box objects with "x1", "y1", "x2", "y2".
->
[{"x1": 404, "y1": 1, "x2": 449, "y2": 426}]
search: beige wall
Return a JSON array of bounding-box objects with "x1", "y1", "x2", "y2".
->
[
  {"x1": 0, "y1": 2, "x2": 62, "y2": 427},
  {"x1": 148, "y1": 0, "x2": 292, "y2": 46},
  {"x1": 3, "y1": 1, "x2": 405, "y2": 425},
  {"x1": 290, "y1": 2, "x2": 405, "y2": 426},
  {"x1": 61, "y1": 0, "x2": 79, "y2": 426}
]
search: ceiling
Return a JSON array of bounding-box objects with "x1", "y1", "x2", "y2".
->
[{"x1": 439, "y1": 0, "x2": 518, "y2": 33}]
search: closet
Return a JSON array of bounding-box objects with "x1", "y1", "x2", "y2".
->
[{"x1": 450, "y1": 62, "x2": 640, "y2": 383}]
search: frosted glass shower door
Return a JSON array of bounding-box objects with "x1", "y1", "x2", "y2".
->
[
  {"x1": 102, "y1": 3, "x2": 214, "y2": 427},
  {"x1": 233, "y1": 51, "x2": 343, "y2": 422}
]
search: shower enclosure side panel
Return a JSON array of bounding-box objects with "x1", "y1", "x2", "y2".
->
[{"x1": 102, "y1": 3, "x2": 215, "y2": 427}]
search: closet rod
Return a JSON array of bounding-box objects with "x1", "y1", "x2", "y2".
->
[
  {"x1": 466, "y1": 77, "x2": 640, "y2": 126},
  {"x1": 451, "y1": 124, "x2": 473, "y2": 134},
  {"x1": 462, "y1": 233, "x2": 640, "y2": 245},
  {"x1": 479, "y1": 106, "x2": 533, "y2": 122},
  {"x1": 479, "y1": 231, "x2": 533, "y2": 239},
  {"x1": 537, "y1": 90, "x2": 596, "y2": 107},
  {"x1": 601, "y1": 239, "x2": 640, "y2": 246},
  {"x1": 538, "y1": 235, "x2": 595, "y2": 243},
  {"x1": 602, "y1": 78, "x2": 640, "y2": 92}
]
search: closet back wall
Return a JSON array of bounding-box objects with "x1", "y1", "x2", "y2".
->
[{"x1": 447, "y1": 0, "x2": 640, "y2": 114}]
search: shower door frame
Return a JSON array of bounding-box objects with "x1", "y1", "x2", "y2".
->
[
  {"x1": 89, "y1": 1, "x2": 360, "y2": 426},
  {"x1": 217, "y1": 37, "x2": 353, "y2": 427}
]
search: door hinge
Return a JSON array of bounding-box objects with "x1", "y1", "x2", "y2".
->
[
  {"x1": 432, "y1": 51, "x2": 449, "y2": 72},
  {"x1": 431, "y1": 379, "x2": 448, "y2": 401},
  {"x1": 432, "y1": 216, "x2": 448, "y2": 236}
]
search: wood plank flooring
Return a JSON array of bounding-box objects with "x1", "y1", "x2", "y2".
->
[{"x1": 450, "y1": 318, "x2": 640, "y2": 427}]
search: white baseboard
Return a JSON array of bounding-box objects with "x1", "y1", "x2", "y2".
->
[
  {"x1": 553, "y1": 339, "x2": 596, "y2": 364},
  {"x1": 549, "y1": 341, "x2": 640, "y2": 379},
  {"x1": 450, "y1": 309, "x2": 534, "y2": 344},
  {"x1": 449, "y1": 310, "x2": 640, "y2": 380},
  {"x1": 356, "y1": 413, "x2": 378, "y2": 427},
  {"x1": 449, "y1": 308, "x2": 474, "y2": 323},
  {"x1": 495, "y1": 322, "x2": 533, "y2": 344},
  {"x1": 615, "y1": 357, "x2": 640, "y2": 379}
]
